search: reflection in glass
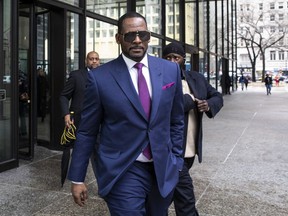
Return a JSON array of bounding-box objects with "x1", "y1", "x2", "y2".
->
[
  {"x1": 217, "y1": 0, "x2": 223, "y2": 55},
  {"x1": 66, "y1": 12, "x2": 79, "y2": 73},
  {"x1": 86, "y1": 18, "x2": 119, "y2": 64},
  {"x1": 18, "y1": 13, "x2": 31, "y2": 156},
  {"x1": 86, "y1": 0, "x2": 126, "y2": 18},
  {"x1": 209, "y1": 1, "x2": 216, "y2": 53},
  {"x1": 57, "y1": 0, "x2": 79, "y2": 6},
  {"x1": 148, "y1": 36, "x2": 162, "y2": 58},
  {"x1": 199, "y1": 51, "x2": 206, "y2": 75},
  {"x1": 0, "y1": 0, "x2": 12, "y2": 162},
  {"x1": 165, "y1": 0, "x2": 180, "y2": 40},
  {"x1": 199, "y1": 0, "x2": 207, "y2": 50},
  {"x1": 185, "y1": 1, "x2": 197, "y2": 46},
  {"x1": 36, "y1": 11, "x2": 50, "y2": 143},
  {"x1": 136, "y1": 0, "x2": 162, "y2": 35},
  {"x1": 209, "y1": 54, "x2": 217, "y2": 88}
]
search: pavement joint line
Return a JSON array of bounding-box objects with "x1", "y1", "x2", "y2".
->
[
  {"x1": 222, "y1": 111, "x2": 257, "y2": 164},
  {"x1": 197, "y1": 108, "x2": 259, "y2": 206}
]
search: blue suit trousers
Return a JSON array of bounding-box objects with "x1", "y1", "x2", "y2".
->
[{"x1": 103, "y1": 161, "x2": 174, "y2": 216}]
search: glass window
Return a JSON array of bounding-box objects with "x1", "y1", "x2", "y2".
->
[
  {"x1": 278, "y1": 2, "x2": 284, "y2": 9},
  {"x1": 165, "y1": 0, "x2": 180, "y2": 40},
  {"x1": 57, "y1": 0, "x2": 79, "y2": 6},
  {"x1": 279, "y1": 14, "x2": 284, "y2": 21},
  {"x1": 136, "y1": 0, "x2": 162, "y2": 35},
  {"x1": 270, "y1": 3, "x2": 275, "y2": 9},
  {"x1": 209, "y1": 54, "x2": 217, "y2": 87},
  {"x1": 217, "y1": 0, "x2": 223, "y2": 55},
  {"x1": 86, "y1": 0, "x2": 126, "y2": 18},
  {"x1": 208, "y1": 0, "x2": 216, "y2": 53},
  {"x1": 148, "y1": 36, "x2": 162, "y2": 58},
  {"x1": 199, "y1": 51, "x2": 206, "y2": 75},
  {"x1": 185, "y1": 0, "x2": 197, "y2": 46},
  {"x1": 86, "y1": 18, "x2": 118, "y2": 64},
  {"x1": 66, "y1": 12, "x2": 79, "y2": 73},
  {"x1": 259, "y1": 3, "x2": 263, "y2": 10},
  {"x1": 279, "y1": 51, "x2": 284, "y2": 60},
  {"x1": 199, "y1": 0, "x2": 207, "y2": 49},
  {"x1": 270, "y1": 51, "x2": 276, "y2": 60},
  {"x1": 223, "y1": 0, "x2": 229, "y2": 58},
  {"x1": 0, "y1": 0, "x2": 12, "y2": 162},
  {"x1": 270, "y1": 14, "x2": 275, "y2": 21},
  {"x1": 246, "y1": 4, "x2": 250, "y2": 11}
]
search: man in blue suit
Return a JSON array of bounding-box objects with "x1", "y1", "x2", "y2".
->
[
  {"x1": 163, "y1": 42, "x2": 223, "y2": 216},
  {"x1": 68, "y1": 12, "x2": 184, "y2": 215}
]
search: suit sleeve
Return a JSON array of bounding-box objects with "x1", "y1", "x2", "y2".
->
[
  {"x1": 67, "y1": 71, "x2": 102, "y2": 182},
  {"x1": 59, "y1": 71, "x2": 76, "y2": 118},
  {"x1": 205, "y1": 79, "x2": 223, "y2": 118},
  {"x1": 170, "y1": 64, "x2": 185, "y2": 168}
]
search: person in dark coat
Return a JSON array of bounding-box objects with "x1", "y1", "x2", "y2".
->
[
  {"x1": 37, "y1": 68, "x2": 49, "y2": 122},
  {"x1": 163, "y1": 42, "x2": 224, "y2": 216},
  {"x1": 264, "y1": 73, "x2": 273, "y2": 95},
  {"x1": 59, "y1": 51, "x2": 100, "y2": 129},
  {"x1": 59, "y1": 51, "x2": 100, "y2": 186}
]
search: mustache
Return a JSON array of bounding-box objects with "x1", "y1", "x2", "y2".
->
[{"x1": 130, "y1": 46, "x2": 144, "y2": 50}]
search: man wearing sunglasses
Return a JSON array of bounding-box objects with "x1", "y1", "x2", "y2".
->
[
  {"x1": 163, "y1": 42, "x2": 223, "y2": 216},
  {"x1": 68, "y1": 12, "x2": 184, "y2": 215}
]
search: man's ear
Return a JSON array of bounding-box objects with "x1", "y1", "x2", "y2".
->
[{"x1": 115, "y1": 33, "x2": 121, "y2": 44}]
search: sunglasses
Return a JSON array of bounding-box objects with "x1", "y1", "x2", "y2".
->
[{"x1": 119, "y1": 31, "x2": 151, "y2": 43}]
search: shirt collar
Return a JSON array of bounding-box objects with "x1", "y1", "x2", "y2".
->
[{"x1": 122, "y1": 53, "x2": 149, "y2": 70}]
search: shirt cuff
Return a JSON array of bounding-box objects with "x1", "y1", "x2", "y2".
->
[{"x1": 72, "y1": 181, "x2": 84, "y2": 184}]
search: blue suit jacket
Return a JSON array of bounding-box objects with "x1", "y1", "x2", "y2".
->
[{"x1": 68, "y1": 55, "x2": 184, "y2": 198}]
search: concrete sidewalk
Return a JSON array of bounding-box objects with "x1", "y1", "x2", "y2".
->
[
  {"x1": 192, "y1": 82, "x2": 288, "y2": 215},
  {"x1": 0, "y1": 83, "x2": 288, "y2": 216}
]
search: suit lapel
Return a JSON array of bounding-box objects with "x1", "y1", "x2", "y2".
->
[
  {"x1": 109, "y1": 56, "x2": 147, "y2": 119},
  {"x1": 79, "y1": 68, "x2": 88, "y2": 85},
  {"x1": 148, "y1": 56, "x2": 163, "y2": 123},
  {"x1": 184, "y1": 70, "x2": 198, "y2": 97}
]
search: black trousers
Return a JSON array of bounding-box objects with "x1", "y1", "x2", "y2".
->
[{"x1": 173, "y1": 157, "x2": 199, "y2": 216}]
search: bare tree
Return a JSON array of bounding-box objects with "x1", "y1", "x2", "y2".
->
[{"x1": 238, "y1": 6, "x2": 287, "y2": 81}]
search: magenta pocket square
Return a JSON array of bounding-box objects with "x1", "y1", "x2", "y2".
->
[{"x1": 162, "y1": 82, "x2": 175, "y2": 90}]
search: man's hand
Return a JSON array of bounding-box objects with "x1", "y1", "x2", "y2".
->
[
  {"x1": 64, "y1": 114, "x2": 73, "y2": 127},
  {"x1": 195, "y1": 98, "x2": 210, "y2": 112},
  {"x1": 71, "y1": 183, "x2": 88, "y2": 207}
]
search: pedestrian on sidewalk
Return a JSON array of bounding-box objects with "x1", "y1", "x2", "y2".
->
[
  {"x1": 239, "y1": 74, "x2": 247, "y2": 91},
  {"x1": 264, "y1": 73, "x2": 273, "y2": 95},
  {"x1": 163, "y1": 42, "x2": 224, "y2": 216},
  {"x1": 244, "y1": 75, "x2": 249, "y2": 90}
]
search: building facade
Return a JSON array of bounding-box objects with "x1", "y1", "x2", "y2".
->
[
  {"x1": 0, "y1": 0, "x2": 237, "y2": 172},
  {"x1": 237, "y1": 0, "x2": 288, "y2": 80}
]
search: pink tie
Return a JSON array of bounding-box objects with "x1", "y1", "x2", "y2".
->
[{"x1": 134, "y1": 63, "x2": 152, "y2": 159}]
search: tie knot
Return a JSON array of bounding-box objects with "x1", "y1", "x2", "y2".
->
[{"x1": 134, "y1": 63, "x2": 144, "y2": 70}]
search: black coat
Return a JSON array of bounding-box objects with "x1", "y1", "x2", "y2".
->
[
  {"x1": 59, "y1": 68, "x2": 88, "y2": 127},
  {"x1": 183, "y1": 70, "x2": 223, "y2": 163}
]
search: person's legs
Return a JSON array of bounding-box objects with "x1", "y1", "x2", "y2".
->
[
  {"x1": 269, "y1": 84, "x2": 272, "y2": 94},
  {"x1": 104, "y1": 161, "x2": 169, "y2": 216},
  {"x1": 146, "y1": 182, "x2": 174, "y2": 216},
  {"x1": 173, "y1": 157, "x2": 199, "y2": 216}
]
